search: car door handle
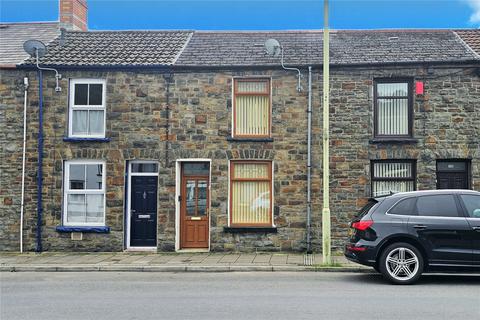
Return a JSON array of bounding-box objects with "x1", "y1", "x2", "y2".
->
[
  {"x1": 472, "y1": 227, "x2": 480, "y2": 232},
  {"x1": 413, "y1": 225, "x2": 427, "y2": 230}
]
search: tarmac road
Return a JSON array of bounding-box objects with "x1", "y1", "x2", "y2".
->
[{"x1": 1, "y1": 272, "x2": 479, "y2": 320}]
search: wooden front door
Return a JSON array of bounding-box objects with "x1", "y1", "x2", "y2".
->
[{"x1": 180, "y1": 163, "x2": 210, "y2": 249}]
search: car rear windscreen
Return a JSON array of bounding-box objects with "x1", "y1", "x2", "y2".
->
[{"x1": 356, "y1": 199, "x2": 378, "y2": 218}]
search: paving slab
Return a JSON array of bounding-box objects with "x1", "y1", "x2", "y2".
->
[
  {"x1": 233, "y1": 254, "x2": 256, "y2": 264},
  {"x1": 166, "y1": 254, "x2": 195, "y2": 264},
  {"x1": 199, "y1": 255, "x2": 224, "y2": 264},
  {"x1": 253, "y1": 254, "x2": 271, "y2": 264},
  {"x1": 149, "y1": 255, "x2": 176, "y2": 264},
  {"x1": 269, "y1": 254, "x2": 288, "y2": 265},
  {"x1": 185, "y1": 254, "x2": 211, "y2": 264},
  {"x1": 219, "y1": 254, "x2": 240, "y2": 264},
  {"x1": 286, "y1": 254, "x2": 304, "y2": 265}
]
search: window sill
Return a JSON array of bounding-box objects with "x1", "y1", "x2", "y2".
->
[
  {"x1": 223, "y1": 227, "x2": 277, "y2": 233},
  {"x1": 227, "y1": 137, "x2": 274, "y2": 143},
  {"x1": 56, "y1": 226, "x2": 110, "y2": 233},
  {"x1": 369, "y1": 138, "x2": 418, "y2": 144},
  {"x1": 63, "y1": 137, "x2": 111, "y2": 142}
]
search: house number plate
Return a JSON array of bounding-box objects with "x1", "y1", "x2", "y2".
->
[
  {"x1": 138, "y1": 215, "x2": 150, "y2": 219},
  {"x1": 190, "y1": 217, "x2": 201, "y2": 220}
]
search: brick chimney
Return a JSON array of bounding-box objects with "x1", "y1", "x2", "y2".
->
[{"x1": 59, "y1": 0, "x2": 88, "y2": 31}]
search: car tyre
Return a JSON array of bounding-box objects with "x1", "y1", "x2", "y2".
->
[{"x1": 379, "y1": 242, "x2": 424, "y2": 285}]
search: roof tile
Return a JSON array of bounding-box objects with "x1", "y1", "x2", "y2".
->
[
  {"x1": 0, "y1": 22, "x2": 60, "y2": 65},
  {"x1": 24, "y1": 30, "x2": 193, "y2": 66},
  {"x1": 455, "y1": 29, "x2": 480, "y2": 57},
  {"x1": 176, "y1": 30, "x2": 479, "y2": 66}
]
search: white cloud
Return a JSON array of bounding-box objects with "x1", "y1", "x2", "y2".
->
[{"x1": 465, "y1": 0, "x2": 480, "y2": 24}]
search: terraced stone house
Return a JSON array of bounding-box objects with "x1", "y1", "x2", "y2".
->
[{"x1": 1, "y1": 3, "x2": 479, "y2": 253}]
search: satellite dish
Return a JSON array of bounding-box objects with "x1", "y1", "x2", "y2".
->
[
  {"x1": 264, "y1": 38, "x2": 281, "y2": 57},
  {"x1": 23, "y1": 39, "x2": 47, "y2": 58}
]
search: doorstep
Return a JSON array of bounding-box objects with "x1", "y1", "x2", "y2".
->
[{"x1": 124, "y1": 247, "x2": 157, "y2": 252}]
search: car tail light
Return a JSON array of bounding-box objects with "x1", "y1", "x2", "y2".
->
[
  {"x1": 351, "y1": 220, "x2": 374, "y2": 231},
  {"x1": 346, "y1": 244, "x2": 367, "y2": 252}
]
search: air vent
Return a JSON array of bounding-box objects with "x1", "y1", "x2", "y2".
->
[{"x1": 71, "y1": 232, "x2": 83, "y2": 241}]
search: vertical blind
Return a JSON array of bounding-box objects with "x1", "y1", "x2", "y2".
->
[
  {"x1": 376, "y1": 82, "x2": 409, "y2": 136},
  {"x1": 231, "y1": 162, "x2": 271, "y2": 225},
  {"x1": 372, "y1": 161, "x2": 415, "y2": 197},
  {"x1": 234, "y1": 79, "x2": 270, "y2": 137}
]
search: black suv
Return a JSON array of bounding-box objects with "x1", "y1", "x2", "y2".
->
[{"x1": 345, "y1": 190, "x2": 480, "y2": 284}]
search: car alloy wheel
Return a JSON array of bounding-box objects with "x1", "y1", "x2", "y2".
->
[
  {"x1": 379, "y1": 242, "x2": 424, "y2": 284},
  {"x1": 385, "y1": 247, "x2": 419, "y2": 281}
]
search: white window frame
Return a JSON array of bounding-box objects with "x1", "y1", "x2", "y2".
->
[
  {"x1": 63, "y1": 160, "x2": 106, "y2": 226},
  {"x1": 126, "y1": 160, "x2": 159, "y2": 250},
  {"x1": 68, "y1": 79, "x2": 107, "y2": 138}
]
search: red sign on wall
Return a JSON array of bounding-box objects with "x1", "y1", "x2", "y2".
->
[{"x1": 415, "y1": 81, "x2": 424, "y2": 95}]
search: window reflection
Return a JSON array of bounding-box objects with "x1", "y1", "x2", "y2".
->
[
  {"x1": 186, "y1": 180, "x2": 196, "y2": 216},
  {"x1": 197, "y1": 181, "x2": 207, "y2": 215},
  {"x1": 70, "y1": 164, "x2": 85, "y2": 189}
]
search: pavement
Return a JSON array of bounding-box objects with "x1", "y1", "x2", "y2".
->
[
  {"x1": 2, "y1": 272, "x2": 479, "y2": 320},
  {"x1": 0, "y1": 252, "x2": 371, "y2": 272}
]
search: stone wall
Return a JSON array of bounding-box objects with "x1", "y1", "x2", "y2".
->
[
  {"x1": 0, "y1": 70, "x2": 27, "y2": 251},
  {"x1": 0, "y1": 64, "x2": 478, "y2": 252}
]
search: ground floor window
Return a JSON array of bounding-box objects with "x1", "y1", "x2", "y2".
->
[
  {"x1": 230, "y1": 161, "x2": 272, "y2": 226},
  {"x1": 371, "y1": 160, "x2": 416, "y2": 197},
  {"x1": 63, "y1": 160, "x2": 106, "y2": 226}
]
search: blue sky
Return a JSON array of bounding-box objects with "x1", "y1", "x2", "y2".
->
[{"x1": 1, "y1": 0, "x2": 480, "y2": 30}]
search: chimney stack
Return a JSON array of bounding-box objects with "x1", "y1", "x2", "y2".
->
[{"x1": 59, "y1": 0, "x2": 88, "y2": 31}]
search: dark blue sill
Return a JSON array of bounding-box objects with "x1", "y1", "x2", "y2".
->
[
  {"x1": 63, "y1": 137, "x2": 111, "y2": 142},
  {"x1": 56, "y1": 226, "x2": 110, "y2": 233}
]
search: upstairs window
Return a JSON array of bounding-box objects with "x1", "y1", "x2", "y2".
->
[
  {"x1": 374, "y1": 80, "x2": 413, "y2": 138},
  {"x1": 230, "y1": 161, "x2": 273, "y2": 226},
  {"x1": 371, "y1": 160, "x2": 416, "y2": 197},
  {"x1": 69, "y1": 79, "x2": 106, "y2": 138},
  {"x1": 233, "y1": 78, "x2": 271, "y2": 138},
  {"x1": 64, "y1": 161, "x2": 106, "y2": 226}
]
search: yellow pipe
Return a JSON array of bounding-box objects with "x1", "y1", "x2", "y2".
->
[{"x1": 322, "y1": 0, "x2": 331, "y2": 264}]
